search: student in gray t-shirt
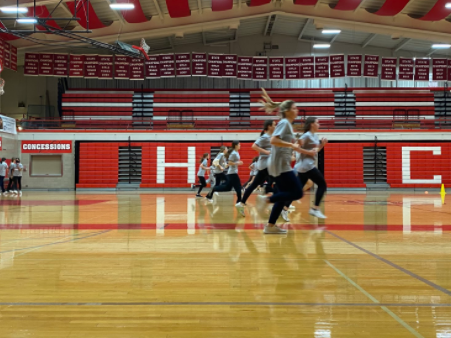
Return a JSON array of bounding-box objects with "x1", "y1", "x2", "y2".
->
[
  {"x1": 243, "y1": 157, "x2": 258, "y2": 190},
  {"x1": 212, "y1": 146, "x2": 228, "y2": 187},
  {"x1": 0, "y1": 157, "x2": 8, "y2": 194},
  {"x1": 206, "y1": 141, "x2": 243, "y2": 205},
  {"x1": 294, "y1": 116, "x2": 328, "y2": 219},
  {"x1": 192, "y1": 153, "x2": 210, "y2": 197},
  {"x1": 259, "y1": 89, "x2": 317, "y2": 234}
]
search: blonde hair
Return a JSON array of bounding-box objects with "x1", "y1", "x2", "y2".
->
[{"x1": 259, "y1": 88, "x2": 295, "y2": 118}]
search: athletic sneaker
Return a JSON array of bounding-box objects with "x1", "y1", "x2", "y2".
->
[
  {"x1": 264, "y1": 225, "x2": 287, "y2": 234},
  {"x1": 191, "y1": 184, "x2": 195, "y2": 190},
  {"x1": 235, "y1": 203, "x2": 245, "y2": 217},
  {"x1": 2, "y1": 192, "x2": 8, "y2": 195},
  {"x1": 206, "y1": 198, "x2": 214, "y2": 203},
  {"x1": 309, "y1": 208, "x2": 327, "y2": 219},
  {"x1": 281, "y1": 210, "x2": 290, "y2": 222},
  {"x1": 214, "y1": 192, "x2": 219, "y2": 196},
  {"x1": 19, "y1": 191, "x2": 22, "y2": 197},
  {"x1": 289, "y1": 205, "x2": 296, "y2": 210},
  {"x1": 196, "y1": 194, "x2": 203, "y2": 198},
  {"x1": 13, "y1": 190, "x2": 18, "y2": 194}
]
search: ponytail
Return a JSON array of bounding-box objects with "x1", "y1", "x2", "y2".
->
[
  {"x1": 259, "y1": 88, "x2": 295, "y2": 119},
  {"x1": 226, "y1": 141, "x2": 240, "y2": 159},
  {"x1": 199, "y1": 153, "x2": 209, "y2": 164},
  {"x1": 261, "y1": 119, "x2": 274, "y2": 135},
  {"x1": 303, "y1": 116, "x2": 318, "y2": 134}
]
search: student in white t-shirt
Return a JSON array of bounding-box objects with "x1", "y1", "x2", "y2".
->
[{"x1": 12, "y1": 158, "x2": 24, "y2": 196}]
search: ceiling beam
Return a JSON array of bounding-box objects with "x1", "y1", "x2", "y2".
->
[
  {"x1": 427, "y1": 49, "x2": 436, "y2": 57},
  {"x1": 354, "y1": 0, "x2": 367, "y2": 12},
  {"x1": 152, "y1": 0, "x2": 164, "y2": 20},
  {"x1": 298, "y1": 18, "x2": 312, "y2": 41},
  {"x1": 394, "y1": 38, "x2": 411, "y2": 52},
  {"x1": 362, "y1": 33, "x2": 376, "y2": 48},
  {"x1": 263, "y1": 14, "x2": 271, "y2": 35},
  {"x1": 329, "y1": 34, "x2": 339, "y2": 44},
  {"x1": 270, "y1": 15, "x2": 278, "y2": 36},
  {"x1": 197, "y1": 0, "x2": 203, "y2": 14}
]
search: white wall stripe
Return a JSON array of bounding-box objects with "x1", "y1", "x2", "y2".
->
[
  {"x1": 356, "y1": 102, "x2": 434, "y2": 107},
  {"x1": 250, "y1": 102, "x2": 334, "y2": 107},
  {"x1": 153, "y1": 103, "x2": 229, "y2": 108},
  {"x1": 62, "y1": 103, "x2": 133, "y2": 107}
]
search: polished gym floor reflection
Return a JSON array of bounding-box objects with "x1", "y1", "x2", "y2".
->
[{"x1": 0, "y1": 191, "x2": 450, "y2": 338}]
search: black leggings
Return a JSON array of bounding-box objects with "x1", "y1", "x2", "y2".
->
[
  {"x1": 298, "y1": 168, "x2": 327, "y2": 207},
  {"x1": 242, "y1": 168, "x2": 271, "y2": 205},
  {"x1": 207, "y1": 173, "x2": 242, "y2": 203},
  {"x1": 268, "y1": 171, "x2": 303, "y2": 225},
  {"x1": 196, "y1": 176, "x2": 207, "y2": 194},
  {"x1": 13, "y1": 177, "x2": 22, "y2": 191},
  {"x1": 213, "y1": 173, "x2": 227, "y2": 188}
]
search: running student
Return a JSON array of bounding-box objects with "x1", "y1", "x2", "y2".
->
[
  {"x1": 236, "y1": 120, "x2": 276, "y2": 216},
  {"x1": 243, "y1": 157, "x2": 258, "y2": 190},
  {"x1": 0, "y1": 157, "x2": 7, "y2": 195},
  {"x1": 193, "y1": 153, "x2": 210, "y2": 198},
  {"x1": 206, "y1": 141, "x2": 243, "y2": 208},
  {"x1": 295, "y1": 116, "x2": 328, "y2": 218},
  {"x1": 259, "y1": 89, "x2": 316, "y2": 234},
  {"x1": 211, "y1": 146, "x2": 228, "y2": 188}
]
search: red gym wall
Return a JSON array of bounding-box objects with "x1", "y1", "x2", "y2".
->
[{"x1": 78, "y1": 142, "x2": 451, "y2": 189}]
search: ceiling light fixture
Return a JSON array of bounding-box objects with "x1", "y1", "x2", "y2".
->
[
  {"x1": 17, "y1": 18, "x2": 37, "y2": 24},
  {"x1": 109, "y1": 3, "x2": 134, "y2": 10},
  {"x1": 445, "y1": 3, "x2": 451, "y2": 8},
  {"x1": 313, "y1": 44, "x2": 331, "y2": 49},
  {"x1": 322, "y1": 29, "x2": 341, "y2": 34},
  {"x1": 432, "y1": 44, "x2": 451, "y2": 49},
  {"x1": 0, "y1": 6, "x2": 28, "y2": 13}
]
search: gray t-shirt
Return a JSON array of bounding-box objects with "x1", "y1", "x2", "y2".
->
[
  {"x1": 295, "y1": 131, "x2": 320, "y2": 173},
  {"x1": 267, "y1": 119, "x2": 295, "y2": 177},
  {"x1": 197, "y1": 159, "x2": 208, "y2": 177},
  {"x1": 9, "y1": 163, "x2": 15, "y2": 177},
  {"x1": 255, "y1": 133, "x2": 271, "y2": 171},
  {"x1": 250, "y1": 163, "x2": 258, "y2": 176},
  {"x1": 227, "y1": 150, "x2": 240, "y2": 175},
  {"x1": 213, "y1": 153, "x2": 226, "y2": 174},
  {"x1": 0, "y1": 162, "x2": 7, "y2": 176},
  {"x1": 13, "y1": 163, "x2": 23, "y2": 177}
]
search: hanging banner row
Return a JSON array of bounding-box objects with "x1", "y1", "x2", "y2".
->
[
  {"x1": 0, "y1": 40, "x2": 18, "y2": 72},
  {"x1": 23, "y1": 53, "x2": 449, "y2": 81}
]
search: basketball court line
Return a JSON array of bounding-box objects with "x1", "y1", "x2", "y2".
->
[{"x1": 326, "y1": 230, "x2": 451, "y2": 297}]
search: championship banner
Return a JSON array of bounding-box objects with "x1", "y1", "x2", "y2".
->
[
  {"x1": 285, "y1": 57, "x2": 300, "y2": 79},
  {"x1": 98, "y1": 55, "x2": 113, "y2": 79},
  {"x1": 381, "y1": 57, "x2": 396, "y2": 81},
  {"x1": 432, "y1": 58, "x2": 447, "y2": 81},
  {"x1": 69, "y1": 55, "x2": 84, "y2": 78},
  {"x1": 208, "y1": 54, "x2": 223, "y2": 78},
  {"x1": 237, "y1": 56, "x2": 253, "y2": 80},
  {"x1": 24, "y1": 53, "x2": 39, "y2": 76},
  {"x1": 269, "y1": 57, "x2": 284, "y2": 80},
  {"x1": 3, "y1": 41, "x2": 10, "y2": 69},
  {"x1": 84, "y1": 55, "x2": 98, "y2": 78},
  {"x1": 364, "y1": 55, "x2": 379, "y2": 77},
  {"x1": 145, "y1": 55, "x2": 160, "y2": 79},
  {"x1": 114, "y1": 56, "x2": 130, "y2": 79},
  {"x1": 175, "y1": 53, "x2": 191, "y2": 77},
  {"x1": 330, "y1": 55, "x2": 345, "y2": 78},
  {"x1": 54, "y1": 54, "x2": 69, "y2": 77},
  {"x1": 414, "y1": 59, "x2": 430, "y2": 81},
  {"x1": 160, "y1": 53, "x2": 175, "y2": 78},
  {"x1": 223, "y1": 54, "x2": 237, "y2": 78},
  {"x1": 300, "y1": 57, "x2": 314, "y2": 79},
  {"x1": 130, "y1": 57, "x2": 144, "y2": 80},
  {"x1": 253, "y1": 57, "x2": 268, "y2": 81},
  {"x1": 314, "y1": 56, "x2": 329, "y2": 78},
  {"x1": 398, "y1": 58, "x2": 414, "y2": 81},
  {"x1": 10, "y1": 45, "x2": 17, "y2": 72},
  {"x1": 347, "y1": 55, "x2": 362, "y2": 77},
  {"x1": 21, "y1": 141, "x2": 72, "y2": 154},
  {"x1": 191, "y1": 53, "x2": 207, "y2": 76},
  {"x1": 39, "y1": 53, "x2": 54, "y2": 76},
  {"x1": 0, "y1": 115, "x2": 17, "y2": 135},
  {"x1": 0, "y1": 40, "x2": 4, "y2": 64}
]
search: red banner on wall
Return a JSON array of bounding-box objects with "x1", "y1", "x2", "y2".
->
[
  {"x1": 175, "y1": 53, "x2": 191, "y2": 77},
  {"x1": 223, "y1": 54, "x2": 237, "y2": 78},
  {"x1": 285, "y1": 57, "x2": 300, "y2": 80},
  {"x1": 10, "y1": 44, "x2": 17, "y2": 71},
  {"x1": 24, "y1": 53, "x2": 39, "y2": 76},
  {"x1": 191, "y1": 53, "x2": 207, "y2": 76},
  {"x1": 114, "y1": 56, "x2": 130, "y2": 79},
  {"x1": 300, "y1": 57, "x2": 314, "y2": 79},
  {"x1": 253, "y1": 57, "x2": 268, "y2": 81},
  {"x1": 415, "y1": 59, "x2": 430, "y2": 81},
  {"x1": 39, "y1": 54, "x2": 54, "y2": 76},
  {"x1": 84, "y1": 55, "x2": 98, "y2": 78},
  {"x1": 130, "y1": 57, "x2": 144, "y2": 80},
  {"x1": 364, "y1": 55, "x2": 379, "y2": 77},
  {"x1": 54, "y1": 54, "x2": 68, "y2": 77},
  {"x1": 3, "y1": 42, "x2": 10, "y2": 69},
  {"x1": 237, "y1": 56, "x2": 253, "y2": 80},
  {"x1": 69, "y1": 55, "x2": 84, "y2": 78},
  {"x1": 145, "y1": 55, "x2": 160, "y2": 79},
  {"x1": 269, "y1": 57, "x2": 284, "y2": 80},
  {"x1": 22, "y1": 141, "x2": 72, "y2": 154},
  {"x1": 208, "y1": 54, "x2": 223, "y2": 78},
  {"x1": 98, "y1": 55, "x2": 113, "y2": 79},
  {"x1": 381, "y1": 57, "x2": 397, "y2": 81},
  {"x1": 330, "y1": 55, "x2": 345, "y2": 78},
  {"x1": 160, "y1": 54, "x2": 175, "y2": 78},
  {"x1": 398, "y1": 58, "x2": 414, "y2": 81},
  {"x1": 347, "y1": 55, "x2": 362, "y2": 77},
  {"x1": 432, "y1": 58, "x2": 447, "y2": 81},
  {"x1": 315, "y1": 56, "x2": 329, "y2": 78}
]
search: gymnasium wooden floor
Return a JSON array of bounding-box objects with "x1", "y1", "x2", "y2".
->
[{"x1": 0, "y1": 190, "x2": 450, "y2": 338}]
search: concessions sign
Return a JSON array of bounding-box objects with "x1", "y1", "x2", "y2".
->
[{"x1": 22, "y1": 141, "x2": 72, "y2": 153}]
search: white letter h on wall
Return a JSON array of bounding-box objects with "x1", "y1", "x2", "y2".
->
[{"x1": 157, "y1": 146, "x2": 196, "y2": 184}]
